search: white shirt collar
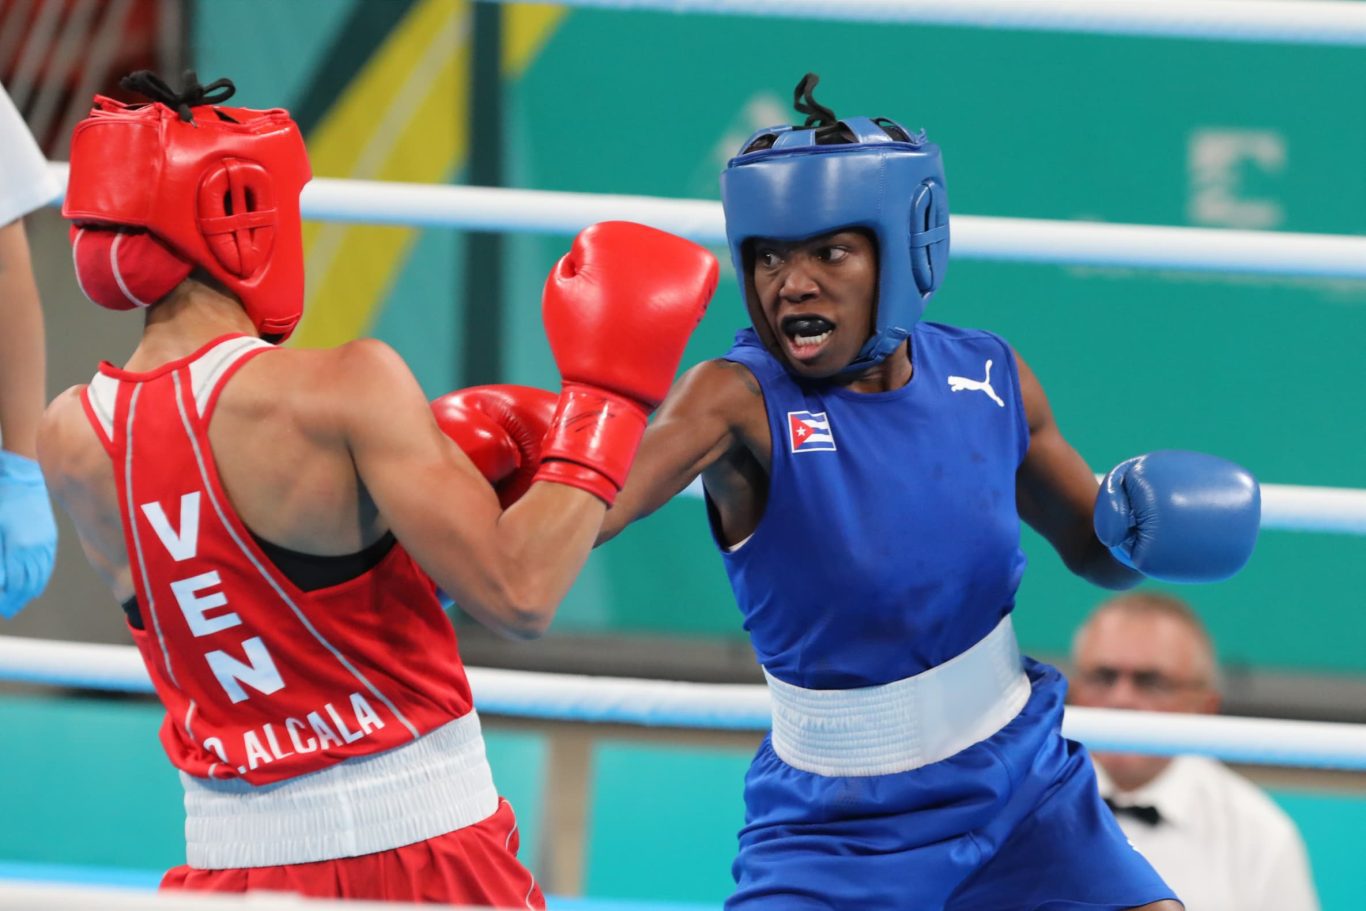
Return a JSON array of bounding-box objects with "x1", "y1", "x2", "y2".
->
[{"x1": 1093, "y1": 754, "x2": 1203, "y2": 829}]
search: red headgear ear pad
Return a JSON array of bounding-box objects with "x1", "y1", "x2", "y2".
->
[{"x1": 197, "y1": 158, "x2": 277, "y2": 278}]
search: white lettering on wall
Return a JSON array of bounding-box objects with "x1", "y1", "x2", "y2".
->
[{"x1": 1188, "y1": 128, "x2": 1285, "y2": 229}]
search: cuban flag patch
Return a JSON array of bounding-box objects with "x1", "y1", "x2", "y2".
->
[{"x1": 787, "y1": 410, "x2": 837, "y2": 453}]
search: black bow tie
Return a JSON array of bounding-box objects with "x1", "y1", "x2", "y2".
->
[{"x1": 1104, "y1": 797, "x2": 1162, "y2": 826}]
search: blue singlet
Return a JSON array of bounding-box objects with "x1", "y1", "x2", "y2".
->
[{"x1": 711, "y1": 325, "x2": 1175, "y2": 911}]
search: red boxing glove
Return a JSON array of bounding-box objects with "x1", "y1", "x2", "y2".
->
[
  {"x1": 535, "y1": 221, "x2": 718, "y2": 504},
  {"x1": 431, "y1": 385, "x2": 557, "y2": 508}
]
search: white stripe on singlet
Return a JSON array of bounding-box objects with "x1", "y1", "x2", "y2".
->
[
  {"x1": 94, "y1": 337, "x2": 272, "y2": 686},
  {"x1": 187, "y1": 336, "x2": 272, "y2": 416},
  {"x1": 169, "y1": 369, "x2": 421, "y2": 738},
  {"x1": 122, "y1": 382, "x2": 181, "y2": 688},
  {"x1": 85, "y1": 372, "x2": 119, "y2": 441}
]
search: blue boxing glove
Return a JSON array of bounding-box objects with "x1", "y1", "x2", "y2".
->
[
  {"x1": 0, "y1": 450, "x2": 58, "y2": 618},
  {"x1": 1094, "y1": 450, "x2": 1260, "y2": 583}
]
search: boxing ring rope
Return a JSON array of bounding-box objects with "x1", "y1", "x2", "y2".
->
[
  {"x1": 0, "y1": 881, "x2": 490, "y2": 911},
  {"x1": 684, "y1": 479, "x2": 1366, "y2": 536},
  {"x1": 111, "y1": 167, "x2": 1362, "y2": 526},
  {"x1": 40, "y1": 163, "x2": 1366, "y2": 281},
  {"x1": 480, "y1": 0, "x2": 1366, "y2": 47},
  {"x1": 30, "y1": 156, "x2": 1366, "y2": 773},
  {"x1": 3, "y1": 634, "x2": 1365, "y2": 771},
  {"x1": 272, "y1": 185, "x2": 1366, "y2": 281},
  {"x1": 1254, "y1": 483, "x2": 1366, "y2": 534}
]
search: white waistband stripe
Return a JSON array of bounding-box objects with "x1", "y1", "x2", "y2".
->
[
  {"x1": 765, "y1": 615, "x2": 1030, "y2": 777},
  {"x1": 182, "y1": 712, "x2": 499, "y2": 868}
]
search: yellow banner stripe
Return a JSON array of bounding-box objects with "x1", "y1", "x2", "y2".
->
[
  {"x1": 294, "y1": 0, "x2": 567, "y2": 349},
  {"x1": 294, "y1": 0, "x2": 469, "y2": 347},
  {"x1": 503, "y1": 4, "x2": 567, "y2": 75}
]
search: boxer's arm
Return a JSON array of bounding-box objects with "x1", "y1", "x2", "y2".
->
[
  {"x1": 336, "y1": 339, "x2": 605, "y2": 639},
  {"x1": 36, "y1": 387, "x2": 132, "y2": 600},
  {"x1": 0, "y1": 220, "x2": 45, "y2": 457},
  {"x1": 1014, "y1": 351, "x2": 1142, "y2": 590},
  {"x1": 0, "y1": 223, "x2": 57, "y2": 617},
  {"x1": 598, "y1": 360, "x2": 752, "y2": 544}
]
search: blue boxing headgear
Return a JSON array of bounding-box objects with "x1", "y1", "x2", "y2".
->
[{"x1": 721, "y1": 77, "x2": 948, "y2": 373}]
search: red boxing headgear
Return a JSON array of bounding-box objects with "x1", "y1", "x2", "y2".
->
[{"x1": 62, "y1": 73, "x2": 311, "y2": 341}]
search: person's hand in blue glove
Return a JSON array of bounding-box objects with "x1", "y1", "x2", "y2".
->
[
  {"x1": 1094, "y1": 450, "x2": 1260, "y2": 583},
  {"x1": 0, "y1": 449, "x2": 58, "y2": 618}
]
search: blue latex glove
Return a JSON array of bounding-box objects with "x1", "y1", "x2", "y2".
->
[
  {"x1": 1094, "y1": 450, "x2": 1261, "y2": 583},
  {"x1": 0, "y1": 449, "x2": 58, "y2": 618}
]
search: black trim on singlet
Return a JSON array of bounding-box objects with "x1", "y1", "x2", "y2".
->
[
  {"x1": 247, "y1": 530, "x2": 397, "y2": 591},
  {"x1": 122, "y1": 596, "x2": 144, "y2": 630},
  {"x1": 120, "y1": 532, "x2": 398, "y2": 626}
]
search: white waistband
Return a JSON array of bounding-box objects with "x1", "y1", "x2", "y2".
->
[
  {"x1": 182, "y1": 711, "x2": 499, "y2": 869},
  {"x1": 764, "y1": 614, "x2": 1030, "y2": 777}
]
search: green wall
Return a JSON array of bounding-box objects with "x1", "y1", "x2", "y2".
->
[
  {"x1": 195, "y1": 2, "x2": 1366, "y2": 673},
  {"x1": 0, "y1": 694, "x2": 544, "y2": 881},
  {"x1": 496, "y1": 12, "x2": 1366, "y2": 674}
]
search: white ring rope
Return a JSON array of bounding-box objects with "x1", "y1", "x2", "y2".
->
[
  {"x1": 43, "y1": 163, "x2": 1366, "y2": 281},
  {"x1": 483, "y1": 0, "x2": 1366, "y2": 47},
  {"x1": 0, "y1": 880, "x2": 488, "y2": 910},
  {"x1": 3, "y1": 635, "x2": 1364, "y2": 770},
  {"x1": 42, "y1": 161, "x2": 1366, "y2": 524},
  {"x1": 680, "y1": 479, "x2": 1366, "y2": 536},
  {"x1": 1257, "y1": 483, "x2": 1366, "y2": 534}
]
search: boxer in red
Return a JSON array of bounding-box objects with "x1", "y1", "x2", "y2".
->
[{"x1": 37, "y1": 71, "x2": 716, "y2": 907}]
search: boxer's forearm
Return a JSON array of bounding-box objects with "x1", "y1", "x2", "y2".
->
[{"x1": 0, "y1": 221, "x2": 46, "y2": 457}]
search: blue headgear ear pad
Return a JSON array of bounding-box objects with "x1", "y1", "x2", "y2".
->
[
  {"x1": 721, "y1": 112, "x2": 949, "y2": 373},
  {"x1": 910, "y1": 180, "x2": 950, "y2": 295}
]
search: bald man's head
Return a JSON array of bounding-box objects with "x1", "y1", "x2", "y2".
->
[
  {"x1": 1070, "y1": 591, "x2": 1222, "y2": 792},
  {"x1": 1073, "y1": 591, "x2": 1220, "y2": 694}
]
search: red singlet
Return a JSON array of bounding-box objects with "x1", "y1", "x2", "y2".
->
[{"x1": 82, "y1": 335, "x2": 543, "y2": 908}]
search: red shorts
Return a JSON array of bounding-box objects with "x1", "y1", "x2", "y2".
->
[{"x1": 161, "y1": 798, "x2": 544, "y2": 908}]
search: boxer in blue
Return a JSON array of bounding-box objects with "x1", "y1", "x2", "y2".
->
[{"x1": 595, "y1": 74, "x2": 1260, "y2": 909}]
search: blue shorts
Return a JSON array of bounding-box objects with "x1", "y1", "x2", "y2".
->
[{"x1": 728, "y1": 660, "x2": 1176, "y2": 911}]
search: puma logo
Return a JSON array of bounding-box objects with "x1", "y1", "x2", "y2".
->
[{"x1": 947, "y1": 360, "x2": 1005, "y2": 408}]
